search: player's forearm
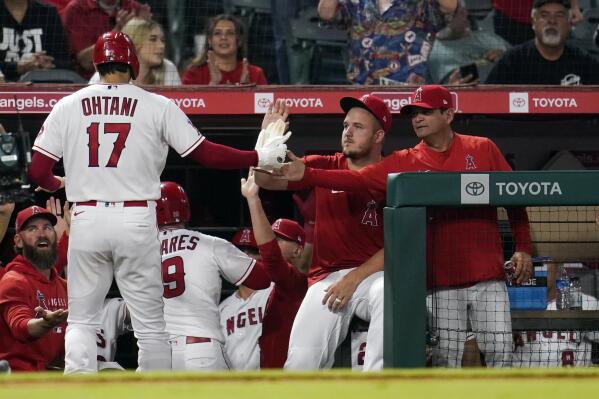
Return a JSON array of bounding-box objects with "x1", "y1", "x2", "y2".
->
[
  {"x1": 28, "y1": 152, "x2": 62, "y2": 191},
  {"x1": 254, "y1": 171, "x2": 289, "y2": 191},
  {"x1": 347, "y1": 248, "x2": 384, "y2": 284},
  {"x1": 506, "y1": 207, "x2": 532, "y2": 254},
  {"x1": 27, "y1": 317, "x2": 57, "y2": 339},
  {"x1": 189, "y1": 139, "x2": 258, "y2": 169},
  {"x1": 303, "y1": 167, "x2": 367, "y2": 192},
  {"x1": 246, "y1": 197, "x2": 276, "y2": 245}
]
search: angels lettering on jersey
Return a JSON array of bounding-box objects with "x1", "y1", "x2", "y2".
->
[
  {"x1": 224, "y1": 305, "x2": 265, "y2": 336},
  {"x1": 0, "y1": 27, "x2": 44, "y2": 62}
]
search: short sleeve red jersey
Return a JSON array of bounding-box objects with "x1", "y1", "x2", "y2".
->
[{"x1": 289, "y1": 153, "x2": 384, "y2": 285}]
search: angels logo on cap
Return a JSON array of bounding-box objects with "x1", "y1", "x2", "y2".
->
[
  {"x1": 400, "y1": 85, "x2": 453, "y2": 116},
  {"x1": 414, "y1": 87, "x2": 423, "y2": 103}
]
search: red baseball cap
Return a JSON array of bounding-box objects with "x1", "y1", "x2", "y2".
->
[
  {"x1": 340, "y1": 94, "x2": 392, "y2": 133},
  {"x1": 400, "y1": 85, "x2": 453, "y2": 116},
  {"x1": 231, "y1": 228, "x2": 258, "y2": 250},
  {"x1": 271, "y1": 219, "x2": 305, "y2": 247},
  {"x1": 15, "y1": 206, "x2": 57, "y2": 232}
]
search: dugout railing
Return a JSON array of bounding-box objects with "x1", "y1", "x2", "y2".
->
[{"x1": 384, "y1": 171, "x2": 599, "y2": 368}]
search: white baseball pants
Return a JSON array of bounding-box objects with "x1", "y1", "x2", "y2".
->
[{"x1": 285, "y1": 269, "x2": 383, "y2": 371}]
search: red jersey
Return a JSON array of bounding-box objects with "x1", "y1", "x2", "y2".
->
[
  {"x1": 258, "y1": 239, "x2": 307, "y2": 368},
  {"x1": 0, "y1": 256, "x2": 68, "y2": 371},
  {"x1": 289, "y1": 153, "x2": 385, "y2": 285},
  {"x1": 302, "y1": 134, "x2": 531, "y2": 288},
  {"x1": 181, "y1": 62, "x2": 268, "y2": 85}
]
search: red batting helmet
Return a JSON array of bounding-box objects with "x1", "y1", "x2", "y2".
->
[
  {"x1": 156, "y1": 181, "x2": 191, "y2": 227},
  {"x1": 93, "y1": 31, "x2": 140, "y2": 79}
]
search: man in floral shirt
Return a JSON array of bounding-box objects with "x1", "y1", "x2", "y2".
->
[{"x1": 318, "y1": 0, "x2": 457, "y2": 84}]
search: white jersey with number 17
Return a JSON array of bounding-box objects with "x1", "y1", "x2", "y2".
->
[{"x1": 33, "y1": 83, "x2": 204, "y2": 202}]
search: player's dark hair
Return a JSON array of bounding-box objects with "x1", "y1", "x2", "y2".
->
[{"x1": 97, "y1": 62, "x2": 133, "y2": 78}]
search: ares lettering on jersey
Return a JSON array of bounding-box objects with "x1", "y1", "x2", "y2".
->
[
  {"x1": 160, "y1": 234, "x2": 199, "y2": 256},
  {"x1": 81, "y1": 96, "x2": 138, "y2": 117},
  {"x1": 225, "y1": 306, "x2": 264, "y2": 335}
]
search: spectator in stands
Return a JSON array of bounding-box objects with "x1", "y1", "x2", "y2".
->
[
  {"x1": 513, "y1": 263, "x2": 599, "y2": 367},
  {"x1": 89, "y1": 18, "x2": 180, "y2": 85},
  {"x1": 219, "y1": 174, "x2": 307, "y2": 369},
  {"x1": 428, "y1": 1, "x2": 509, "y2": 84},
  {"x1": 62, "y1": 0, "x2": 151, "y2": 79},
  {"x1": 0, "y1": 0, "x2": 71, "y2": 81},
  {"x1": 0, "y1": 206, "x2": 68, "y2": 371},
  {"x1": 181, "y1": 14, "x2": 267, "y2": 85},
  {"x1": 317, "y1": 0, "x2": 458, "y2": 85},
  {"x1": 486, "y1": 0, "x2": 599, "y2": 85},
  {"x1": 492, "y1": 0, "x2": 581, "y2": 46}
]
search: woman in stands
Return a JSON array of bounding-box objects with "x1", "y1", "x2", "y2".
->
[
  {"x1": 90, "y1": 18, "x2": 180, "y2": 85},
  {"x1": 181, "y1": 14, "x2": 267, "y2": 85}
]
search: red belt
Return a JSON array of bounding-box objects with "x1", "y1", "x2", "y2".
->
[
  {"x1": 186, "y1": 336, "x2": 211, "y2": 344},
  {"x1": 75, "y1": 200, "x2": 148, "y2": 207}
]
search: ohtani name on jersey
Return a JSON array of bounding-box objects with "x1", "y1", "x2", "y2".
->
[
  {"x1": 225, "y1": 306, "x2": 264, "y2": 335},
  {"x1": 81, "y1": 96, "x2": 139, "y2": 117},
  {"x1": 160, "y1": 234, "x2": 199, "y2": 255}
]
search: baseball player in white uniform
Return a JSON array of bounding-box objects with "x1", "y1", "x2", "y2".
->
[
  {"x1": 514, "y1": 293, "x2": 599, "y2": 367},
  {"x1": 157, "y1": 181, "x2": 272, "y2": 370},
  {"x1": 28, "y1": 32, "x2": 289, "y2": 374},
  {"x1": 97, "y1": 297, "x2": 131, "y2": 371},
  {"x1": 219, "y1": 284, "x2": 274, "y2": 370}
]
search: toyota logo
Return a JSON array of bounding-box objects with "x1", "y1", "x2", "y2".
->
[
  {"x1": 257, "y1": 98, "x2": 271, "y2": 108},
  {"x1": 465, "y1": 181, "x2": 485, "y2": 196},
  {"x1": 512, "y1": 98, "x2": 526, "y2": 107}
]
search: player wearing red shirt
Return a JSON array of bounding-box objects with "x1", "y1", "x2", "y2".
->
[
  {"x1": 237, "y1": 176, "x2": 308, "y2": 368},
  {"x1": 0, "y1": 206, "x2": 68, "y2": 371},
  {"x1": 277, "y1": 85, "x2": 533, "y2": 367},
  {"x1": 256, "y1": 94, "x2": 390, "y2": 370}
]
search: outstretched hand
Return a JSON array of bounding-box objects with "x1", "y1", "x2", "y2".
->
[
  {"x1": 46, "y1": 196, "x2": 70, "y2": 237},
  {"x1": 272, "y1": 151, "x2": 305, "y2": 181},
  {"x1": 261, "y1": 99, "x2": 289, "y2": 130},
  {"x1": 241, "y1": 169, "x2": 260, "y2": 199},
  {"x1": 35, "y1": 306, "x2": 68, "y2": 327}
]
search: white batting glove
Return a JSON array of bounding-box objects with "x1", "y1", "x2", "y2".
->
[
  {"x1": 256, "y1": 132, "x2": 292, "y2": 169},
  {"x1": 255, "y1": 119, "x2": 287, "y2": 150}
]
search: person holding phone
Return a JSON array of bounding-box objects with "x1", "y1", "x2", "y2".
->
[{"x1": 428, "y1": 0, "x2": 508, "y2": 84}]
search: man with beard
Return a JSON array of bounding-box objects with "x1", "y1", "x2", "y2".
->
[
  {"x1": 0, "y1": 206, "x2": 68, "y2": 371},
  {"x1": 255, "y1": 94, "x2": 389, "y2": 370},
  {"x1": 486, "y1": 0, "x2": 599, "y2": 85}
]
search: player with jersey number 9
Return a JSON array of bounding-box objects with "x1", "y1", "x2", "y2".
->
[
  {"x1": 157, "y1": 181, "x2": 274, "y2": 371},
  {"x1": 27, "y1": 31, "x2": 290, "y2": 374}
]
